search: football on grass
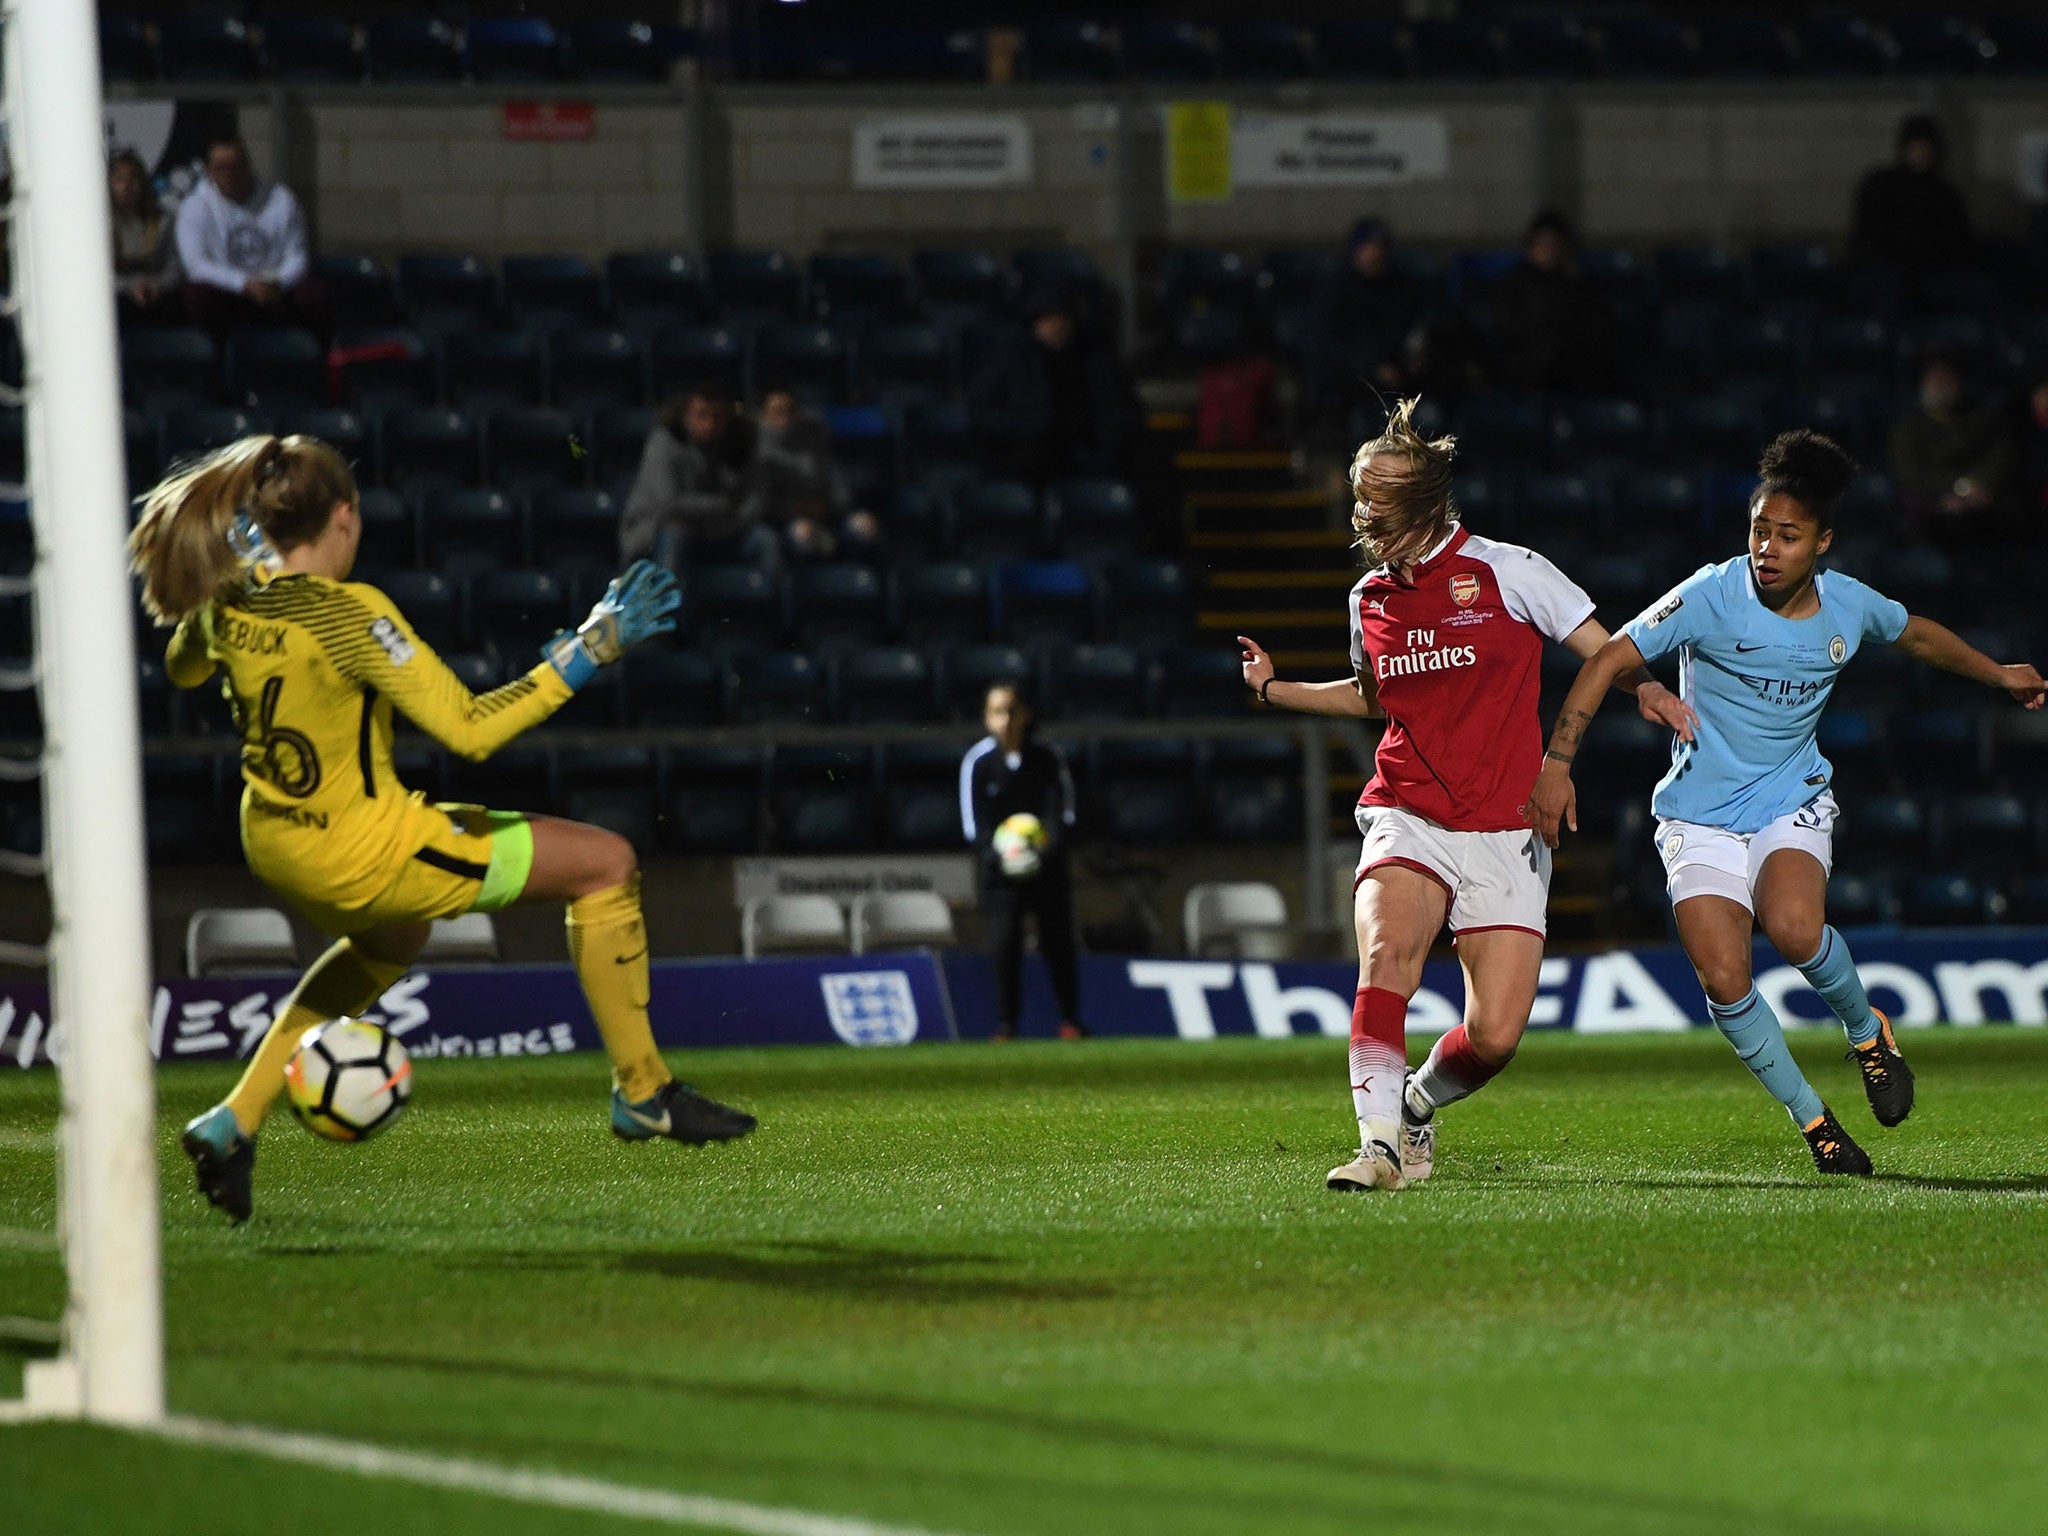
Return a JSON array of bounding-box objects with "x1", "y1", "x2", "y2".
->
[{"x1": 283, "y1": 1018, "x2": 412, "y2": 1143}]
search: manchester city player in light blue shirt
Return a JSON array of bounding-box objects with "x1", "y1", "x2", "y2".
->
[{"x1": 1529, "y1": 431, "x2": 2045, "y2": 1175}]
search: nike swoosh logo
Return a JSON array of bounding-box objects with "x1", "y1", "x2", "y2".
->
[
  {"x1": 618, "y1": 1102, "x2": 670, "y2": 1134},
  {"x1": 1734, "y1": 642, "x2": 1766, "y2": 653},
  {"x1": 614, "y1": 948, "x2": 647, "y2": 965}
]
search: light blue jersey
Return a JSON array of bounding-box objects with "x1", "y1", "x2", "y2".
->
[{"x1": 1620, "y1": 557, "x2": 1909, "y2": 834}]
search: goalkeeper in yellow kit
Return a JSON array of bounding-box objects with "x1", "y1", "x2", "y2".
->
[{"x1": 129, "y1": 433, "x2": 754, "y2": 1224}]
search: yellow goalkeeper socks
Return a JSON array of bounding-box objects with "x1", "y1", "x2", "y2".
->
[
  {"x1": 566, "y1": 876, "x2": 671, "y2": 1103},
  {"x1": 224, "y1": 939, "x2": 410, "y2": 1134}
]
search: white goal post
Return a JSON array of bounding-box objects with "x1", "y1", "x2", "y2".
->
[{"x1": 0, "y1": 0, "x2": 164, "y2": 1424}]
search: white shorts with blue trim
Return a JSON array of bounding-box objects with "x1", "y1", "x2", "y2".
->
[{"x1": 1654, "y1": 791, "x2": 1839, "y2": 913}]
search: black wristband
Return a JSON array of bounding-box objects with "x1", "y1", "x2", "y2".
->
[
  {"x1": 1259, "y1": 677, "x2": 1279, "y2": 706},
  {"x1": 1543, "y1": 749, "x2": 1574, "y2": 766}
]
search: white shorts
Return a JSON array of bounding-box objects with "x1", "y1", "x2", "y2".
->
[
  {"x1": 1654, "y1": 791, "x2": 1838, "y2": 912},
  {"x1": 1353, "y1": 803, "x2": 1553, "y2": 939}
]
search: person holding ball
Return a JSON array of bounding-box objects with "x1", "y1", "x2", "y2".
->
[{"x1": 960, "y1": 680, "x2": 1086, "y2": 1040}]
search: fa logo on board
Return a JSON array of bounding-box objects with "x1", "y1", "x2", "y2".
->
[{"x1": 1449, "y1": 573, "x2": 1480, "y2": 608}]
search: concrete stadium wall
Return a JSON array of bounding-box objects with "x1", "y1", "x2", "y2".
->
[{"x1": 180, "y1": 79, "x2": 2044, "y2": 264}]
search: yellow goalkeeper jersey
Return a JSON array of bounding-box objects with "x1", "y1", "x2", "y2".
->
[{"x1": 168, "y1": 572, "x2": 572, "y2": 915}]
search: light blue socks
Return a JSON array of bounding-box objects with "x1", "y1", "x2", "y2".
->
[
  {"x1": 1795, "y1": 926, "x2": 1881, "y2": 1048},
  {"x1": 1707, "y1": 989, "x2": 1826, "y2": 1127}
]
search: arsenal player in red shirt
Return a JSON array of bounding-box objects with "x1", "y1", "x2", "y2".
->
[{"x1": 1240, "y1": 398, "x2": 1693, "y2": 1191}]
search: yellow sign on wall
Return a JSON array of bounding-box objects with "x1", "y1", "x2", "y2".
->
[{"x1": 1166, "y1": 101, "x2": 1232, "y2": 203}]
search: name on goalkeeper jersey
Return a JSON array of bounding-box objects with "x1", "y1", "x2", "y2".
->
[{"x1": 1377, "y1": 632, "x2": 1478, "y2": 680}]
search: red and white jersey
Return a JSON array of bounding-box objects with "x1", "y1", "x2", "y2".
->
[{"x1": 1347, "y1": 525, "x2": 1595, "y2": 833}]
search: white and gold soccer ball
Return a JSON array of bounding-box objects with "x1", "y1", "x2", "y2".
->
[
  {"x1": 283, "y1": 1018, "x2": 412, "y2": 1143},
  {"x1": 991, "y1": 812, "x2": 1047, "y2": 879}
]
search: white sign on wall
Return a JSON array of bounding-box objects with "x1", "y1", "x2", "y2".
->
[
  {"x1": 1231, "y1": 112, "x2": 1449, "y2": 188},
  {"x1": 734, "y1": 854, "x2": 977, "y2": 908},
  {"x1": 852, "y1": 115, "x2": 1033, "y2": 189}
]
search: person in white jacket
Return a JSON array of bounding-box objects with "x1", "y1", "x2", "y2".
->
[{"x1": 176, "y1": 136, "x2": 330, "y2": 339}]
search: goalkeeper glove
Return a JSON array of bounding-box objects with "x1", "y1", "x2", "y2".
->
[{"x1": 543, "y1": 560, "x2": 680, "y2": 691}]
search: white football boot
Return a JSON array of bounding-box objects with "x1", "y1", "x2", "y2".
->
[
  {"x1": 1398, "y1": 1073, "x2": 1436, "y2": 1183},
  {"x1": 1326, "y1": 1138, "x2": 1408, "y2": 1192}
]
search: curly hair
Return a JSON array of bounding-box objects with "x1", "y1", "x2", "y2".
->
[
  {"x1": 1755, "y1": 429, "x2": 1856, "y2": 529},
  {"x1": 1349, "y1": 396, "x2": 1459, "y2": 565}
]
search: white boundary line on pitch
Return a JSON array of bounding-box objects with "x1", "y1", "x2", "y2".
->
[{"x1": 133, "y1": 1416, "x2": 969, "y2": 1536}]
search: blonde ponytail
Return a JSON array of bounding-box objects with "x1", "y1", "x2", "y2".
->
[{"x1": 128, "y1": 432, "x2": 359, "y2": 625}]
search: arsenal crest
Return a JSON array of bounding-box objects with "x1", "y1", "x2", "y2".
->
[{"x1": 1449, "y1": 573, "x2": 1480, "y2": 608}]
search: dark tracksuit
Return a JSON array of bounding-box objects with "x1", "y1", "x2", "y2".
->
[{"x1": 959, "y1": 735, "x2": 1080, "y2": 1031}]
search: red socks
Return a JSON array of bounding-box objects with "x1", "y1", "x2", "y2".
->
[
  {"x1": 1409, "y1": 1022, "x2": 1509, "y2": 1114},
  {"x1": 1348, "y1": 987, "x2": 1408, "y2": 1146}
]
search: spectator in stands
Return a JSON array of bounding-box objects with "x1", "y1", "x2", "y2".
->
[
  {"x1": 621, "y1": 387, "x2": 777, "y2": 571},
  {"x1": 747, "y1": 386, "x2": 880, "y2": 562},
  {"x1": 966, "y1": 284, "x2": 1136, "y2": 485},
  {"x1": 1851, "y1": 114, "x2": 1973, "y2": 300},
  {"x1": 1485, "y1": 208, "x2": 1612, "y2": 394},
  {"x1": 1889, "y1": 353, "x2": 2015, "y2": 531},
  {"x1": 1318, "y1": 217, "x2": 1422, "y2": 398},
  {"x1": 176, "y1": 135, "x2": 329, "y2": 340},
  {"x1": 109, "y1": 151, "x2": 180, "y2": 327}
]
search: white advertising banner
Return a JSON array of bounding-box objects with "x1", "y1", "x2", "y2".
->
[
  {"x1": 852, "y1": 115, "x2": 1033, "y2": 189},
  {"x1": 1231, "y1": 112, "x2": 1449, "y2": 188},
  {"x1": 733, "y1": 854, "x2": 978, "y2": 908}
]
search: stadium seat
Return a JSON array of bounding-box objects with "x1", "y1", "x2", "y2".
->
[
  {"x1": 1827, "y1": 873, "x2": 1895, "y2": 929},
  {"x1": 331, "y1": 326, "x2": 434, "y2": 415},
  {"x1": 954, "y1": 480, "x2": 1045, "y2": 561},
  {"x1": 851, "y1": 892, "x2": 956, "y2": 954},
  {"x1": 502, "y1": 254, "x2": 601, "y2": 322},
  {"x1": 468, "y1": 17, "x2": 563, "y2": 82},
  {"x1": 440, "y1": 330, "x2": 543, "y2": 412},
  {"x1": 1518, "y1": 472, "x2": 1605, "y2": 533},
  {"x1": 415, "y1": 913, "x2": 500, "y2": 968},
  {"x1": 185, "y1": 908, "x2": 297, "y2": 978},
  {"x1": 806, "y1": 254, "x2": 908, "y2": 324},
  {"x1": 1695, "y1": 17, "x2": 1794, "y2": 75},
  {"x1": 662, "y1": 746, "x2": 764, "y2": 852},
  {"x1": 528, "y1": 486, "x2": 618, "y2": 575},
  {"x1": 160, "y1": 407, "x2": 260, "y2": 467},
  {"x1": 1316, "y1": 18, "x2": 1405, "y2": 80},
  {"x1": 1095, "y1": 738, "x2": 1200, "y2": 843},
  {"x1": 707, "y1": 250, "x2": 803, "y2": 319},
  {"x1": 1890, "y1": 15, "x2": 1993, "y2": 74},
  {"x1": 1206, "y1": 736, "x2": 1302, "y2": 842},
  {"x1": 1656, "y1": 245, "x2": 1746, "y2": 304},
  {"x1": 1903, "y1": 873, "x2": 1994, "y2": 927},
  {"x1": 99, "y1": 14, "x2": 158, "y2": 82},
  {"x1": 366, "y1": 17, "x2": 464, "y2": 81},
  {"x1": 1503, "y1": 13, "x2": 1599, "y2": 76},
  {"x1": 1661, "y1": 395, "x2": 1760, "y2": 468},
  {"x1": 622, "y1": 647, "x2": 722, "y2": 727},
  {"x1": 381, "y1": 408, "x2": 478, "y2": 493},
  {"x1": 893, "y1": 562, "x2": 987, "y2": 644},
  {"x1": 1854, "y1": 794, "x2": 1929, "y2": 864},
  {"x1": 573, "y1": 19, "x2": 676, "y2": 82},
  {"x1": 860, "y1": 325, "x2": 954, "y2": 395},
  {"x1": 445, "y1": 740, "x2": 554, "y2": 816},
  {"x1": 1816, "y1": 709, "x2": 1888, "y2": 791},
  {"x1": 786, "y1": 563, "x2": 888, "y2": 647},
  {"x1": 264, "y1": 15, "x2": 363, "y2": 81},
  {"x1": 397, "y1": 254, "x2": 496, "y2": 329},
  {"x1": 903, "y1": 399, "x2": 977, "y2": 480},
  {"x1": 1172, "y1": 308, "x2": 1247, "y2": 365},
  {"x1": 1602, "y1": 15, "x2": 1693, "y2": 76},
  {"x1": 1012, "y1": 248, "x2": 1103, "y2": 302},
  {"x1": 1457, "y1": 393, "x2": 1550, "y2": 465},
  {"x1": 1102, "y1": 558, "x2": 1194, "y2": 644},
  {"x1": 822, "y1": 404, "x2": 898, "y2": 500},
  {"x1": 878, "y1": 740, "x2": 968, "y2": 849},
  {"x1": 649, "y1": 325, "x2": 747, "y2": 402},
  {"x1": 1156, "y1": 651, "x2": 1249, "y2": 719},
  {"x1": 754, "y1": 324, "x2": 851, "y2": 404},
  {"x1": 942, "y1": 642, "x2": 1034, "y2": 721},
  {"x1": 1219, "y1": 20, "x2": 1315, "y2": 80},
  {"x1": 725, "y1": 650, "x2": 827, "y2": 725},
  {"x1": 834, "y1": 646, "x2": 937, "y2": 725},
  {"x1": 768, "y1": 744, "x2": 876, "y2": 852},
  {"x1": 994, "y1": 560, "x2": 1094, "y2": 648},
  {"x1": 1048, "y1": 643, "x2": 1147, "y2": 723},
  {"x1": 224, "y1": 328, "x2": 326, "y2": 412},
  {"x1": 1024, "y1": 19, "x2": 1120, "y2": 82},
  {"x1": 276, "y1": 407, "x2": 369, "y2": 476},
  {"x1": 419, "y1": 488, "x2": 524, "y2": 575},
  {"x1": 1938, "y1": 793, "x2": 2031, "y2": 869},
  {"x1": 1555, "y1": 398, "x2": 1649, "y2": 464},
  {"x1": 1796, "y1": 16, "x2": 1893, "y2": 75},
  {"x1": 912, "y1": 249, "x2": 1010, "y2": 312},
  {"x1": 1183, "y1": 881, "x2": 1289, "y2": 958},
  {"x1": 1408, "y1": 17, "x2": 1501, "y2": 78},
  {"x1": 373, "y1": 569, "x2": 467, "y2": 654},
  {"x1": 355, "y1": 489, "x2": 417, "y2": 561},
  {"x1": 160, "y1": 12, "x2": 255, "y2": 80},
  {"x1": 742, "y1": 894, "x2": 850, "y2": 958},
  {"x1": 1127, "y1": 20, "x2": 1219, "y2": 80},
  {"x1": 606, "y1": 252, "x2": 711, "y2": 323},
  {"x1": 485, "y1": 407, "x2": 582, "y2": 494},
  {"x1": 685, "y1": 565, "x2": 783, "y2": 649},
  {"x1": 471, "y1": 567, "x2": 570, "y2": 655},
  {"x1": 557, "y1": 746, "x2": 658, "y2": 850},
  {"x1": 121, "y1": 329, "x2": 218, "y2": 409},
  {"x1": 545, "y1": 328, "x2": 645, "y2": 414},
  {"x1": 2008, "y1": 873, "x2": 2048, "y2": 925}
]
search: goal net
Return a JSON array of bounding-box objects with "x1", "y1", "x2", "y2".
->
[{"x1": 0, "y1": 0, "x2": 164, "y2": 1425}]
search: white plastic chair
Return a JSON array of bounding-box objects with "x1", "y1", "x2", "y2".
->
[
  {"x1": 741, "y1": 894, "x2": 850, "y2": 959},
  {"x1": 416, "y1": 912, "x2": 500, "y2": 968},
  {"x1": 850, "y1": 891, "x2": 956, "y2": 955},
  {"x1": 185, "y1": 907, "x2": 298, "y2": 977},
  {"x1": 1183, "y1": 881, "x2": 1290, "y2": 960}
]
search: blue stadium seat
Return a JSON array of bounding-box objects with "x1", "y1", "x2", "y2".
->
[
  {"x1": 1025, "y1": 20, "x2": 1119, "y2": 82},
  {"x1": 1408, "y1": 17, "x2": 1501, "y2": 78},
  {"x1": 787, "y1": 562, "x2": 888, "y2": 647},
  {"x1": 1127, "y1": 21, "x2": 1218, "y2": 80},
  {"x1": 1827, "y1": 873, "x2": 1895, "y2": 929},
  {"x1": 1173, "y1": 308, "x2": 1247, "y2": 365},
  {"x1": 355, "y1": 490, "x2": 416, "y2": 561},
  {"x1": 942, "y1": 642, "x2": 1034, "y2": 720},
  {"x1": 1219, "y1": 21, "x2": 1315, "y2": 80},
  {"x1": 1095, "y1": 739, "x2": 1201, "y2": 843},
  {"x1": 1048, "y1": 643, "x2": 1146, "y2": 722},
  {"x1": 1317, "y1": 19, "x2": 1404, "y2": 80},
  {"x1": 834, "y1": 646, "x2": 937, "y2": 725},
  {"x1": 1602, "y1": 16, "x2": 1694, "y2": 76},
  {"x1": 589, "y1": 407, "x2": 657, "y2": 491},
  {"x1": 685, "y1": 564, "x2": 783, "y2": 648},
  {"x1": 1938, "y1": 793, "x2": 2031, "y2": 869},
  {"x1": 1661, "y1": 395, "x2": 1760, "y2": 467},
  {"x1": 275, "y1": 406, "x2": 369, "y2": 472},
  {"x1": 419, "y1": 487, "x2": 523, "y2": 573},
  {"x1": 622, "y1": 647, "x2": 723, "y2": 728},
  {"x1": 1012, "y1": 248, "x2": 1103, "y2": 301},
  {"x1": 770, "y1": 745, "x2": 875, "y2": 851},
  {"x1": 880, "y1": 741, "x2": 968, "y2": 848},
  {"x1": 99, "y1": 14, "x2": 157, "y2": 82},
  {"x1": 2008, "y1": 873, "x2": 2048, "y2": 925},
  {"x1": 556, "y1": 747, "x2": 656, "y2": 849},
  {"x1": 994, "y1": 561, "x2": 1094, "y2": 648},
  {"x1": 661, "y1": 746, "x2": 764, "y2": 853},
  {"x1": 904, "y1": 398, "x2": 977, "y2": 479},
  {"x1": 726, "y1": 650, "x2": 827, "y2": 726},
  {"x1": 1723, "y1": 313, "x2": 1804, "y2": 376},
  {"x1": 366, "y1": 17, "x2": 464, "y2": 81},
  {"x1": 224, "y1": 328, "x2": 326, "y2": 412},
  {"x1": 1046, "y1": 478, "x2": 1144, "y2": 561},
  {"x1": 1102, "y1": 558, "x2": 1194, "y2": 644},
  {"x1": 879, "y1": 483, "x2": 948, "y2": 558},
  {"x1": 806, "y1": 254, "x2": 908, "y2": 324},
  {"x1": 121, "y1": 329, "x2": 218, "y2": 409},
  {"x1": 315, "y1": 254, "x2": 397, "y2": 327},
  {"x1": 468, "y1": 17, "x2": 563, "y2": 82},
  {"x1": 381, "y1": 408, "x2": 478, "y2": 494},
  {"x1": 502, "y1": 255, "x2": 601, "y2": 320},
  {"x1": 1502, "y1": 14, "x2": 1599, "y2": 77},
  {"x1": 144, "y1": 757, "x2": 224, "y2": 862},
  {"x1": 606, "y1": 253, "x2": 711, "y2": 322},
  {"x1": 1457, "y1": 393, "x2": 1550, "y2": 465},
  {"x1": 821, "y1": 404, "x2": 898, "y2": 500},
  {"x1": 331, "y1": 327, "x2": 434, "y2": 417},
  {"x1": 1695, "y1": 17, "x2": 1794, "y2": 76},
  {"x1": 648, "y1": 325, "x2": 746, "y2": 402},
  {"x1": 486, "y1": 407, "x2": 583, "y2": 494},
  {"x1": 1656, "y1": 245, "x2": 1745, "y2": 304},
  {"x1": 893, "y1": 562, "x2": 986, "y2": 643},
  {"x1": 526, "y1": 487, "x2": 619, "y2": 596},
  {"x1": 373, "y1": 569, "x2": 468, "y2": 654},
  {"x1": 1615, "y1": 471, "x2": 1702, "y2": 533},
  {"x1": 264, "y1": 15, "x2": 362, "y2": 81},
  {"x1": 160, "y1": 12, "x2": 254, "y2": 80},
  {"x1": 953, "y1": 480, "x2": 1044, "y2": 560},
  {"x1": 573, "y1": 20, "x2": 674, "y2": 83},
  {"x1": 1890, "y1": 15, "x2": 1993, "y2": 74},
  {"x1": 707, "y1": 250, "x2": 802, "y2": 318},
  {"x1": 1816, "y1": 708, "x2": 1888, "y2": 790},
  {"x1": 1751, "y1": 243, "x2": 1836, "y2": 306},
  {"x1": 1207, "y1": 736, "x2": 1303, "y2": 842},
  {"x1": 547, "y1": 328, "x2": 646, "y2": 413},
  {"x1": 1258, "y1": 249, "x2": 1342, "y2": 307},
  {"x1": 1164, "y1": 249, "x2": 1254, "y2": 316},
  {"x1": 1156, "y1": 651, "x2": 1248, "y2": 718},
  {"x1": 1796, "y1": 16, "x2": 1894, "y2": 76},
  {"x1": 440, "y1": 330, "x2": 543, "y2": 412},
  {"x1": 913, "y1": 250, "x2": 1010, "y2": 312},
  {"x1": 160, "y1": 407, "x2": 260, "y2": 467},
  {"x1": 1903, "y1": 872, "x2": 1993, "y2": 927},
  {"x1": 1810, "y1": 315, "x2": 1893, "y2": 374},
  {"x1": 754, "y1": 324, "x2": 851, "y2": 404},
  {"x1": 860, "y1": 324, "x2": 954, "y2": 395},
  {"x1": 397, "y1": 255, "x2": 496, "y2": 329},
  {"x1": 1555, "y1": 398, "x2": 1649, "y2": 463}
]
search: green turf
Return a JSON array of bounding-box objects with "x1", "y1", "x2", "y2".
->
[{"x1": 5, "y1": 1029, "x2": 2048, "y2": 1535}]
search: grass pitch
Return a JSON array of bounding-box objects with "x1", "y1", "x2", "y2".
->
[{"x1": 5, "y1": 1029, "x2": 2048, "y2": 1535}]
